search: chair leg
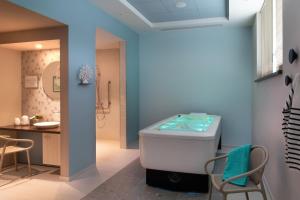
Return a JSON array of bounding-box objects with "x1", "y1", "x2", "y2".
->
[
  {"x1": 245, "y1": 192, "x2": 250, "y2": 200},
  {"x1": 26, "y1": 150, "x2": 31, "y2": 176},
  {"x1": 13, "y1": 153, "x2": 18, "y2": 171},
  {"x1": 208, "y1": 179, "x2": 212, "y2": 200},
  {"x1": 0, "y1": 154, "x2": 4, "y2": 172},
  {"x1": 261, "y1": 182, "x2": 268, "y2": 200}
]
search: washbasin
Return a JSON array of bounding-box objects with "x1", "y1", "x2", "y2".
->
[{"x1": 33, "y1": 121, "x2": 60, "y2": 129}]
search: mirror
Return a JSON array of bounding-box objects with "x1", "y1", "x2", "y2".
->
[{"x1": 42, "y1": 61, "x2": 60, "y2": 100}]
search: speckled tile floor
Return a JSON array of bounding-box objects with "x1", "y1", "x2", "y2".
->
[
  {"x1": 0, "y1": 140, "x2": 140, "y2": 200},
  {"x1": 82, "y1": 158, "x2": 267, "y2": 200}
]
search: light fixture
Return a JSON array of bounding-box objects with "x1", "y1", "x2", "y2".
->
[
  {"x1": 35, "y1": 43, "x2": 43, "y2": 49},
  {"x1": 176, "y1": 0, "x2": 186, "y2": 8}
]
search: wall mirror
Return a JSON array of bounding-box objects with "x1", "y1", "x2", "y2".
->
[{"x1": 42, "y1": 61, "x2": 60, "y2": 100}]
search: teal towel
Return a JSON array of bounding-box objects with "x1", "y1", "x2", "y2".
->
[{"x1": 223, "y1": 144, "x2": 251, "y2": 186}]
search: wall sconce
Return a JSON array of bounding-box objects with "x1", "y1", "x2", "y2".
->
[
  {"x1": 78, "y1": 65, "x2": 93, "y2": 85},
  {"x1": 289, "y1": 49, "x2": 298, "y2": 64}
]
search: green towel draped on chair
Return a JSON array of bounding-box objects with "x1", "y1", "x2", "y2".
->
[{"x1": 223, "y1": 144, "x2": 251, "y2": 186}]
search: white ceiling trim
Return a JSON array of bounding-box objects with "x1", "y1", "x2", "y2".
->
[
  {"x1": 153, "y1": 17, "x2": 228, "y2": 30},
  {"x1": 90, "y1": 0, "x2": 264, "y2": 32},
  {"x1": 118, "y1": 0, "x2": 229, "y2": 31},
  {"x1": 119, "y1": 0, "x2": 153, "y2": 28}
]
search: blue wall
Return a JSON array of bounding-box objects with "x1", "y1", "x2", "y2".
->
[
  {"x1": 140, "y1": 27, "x2": 253, "y2": 146},
  {"x1": 10, "y1": 0, "x2": 139, "y2": 176}
]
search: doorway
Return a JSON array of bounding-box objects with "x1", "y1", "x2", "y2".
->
[
  {"x1": 0, "y1": 1, "x2": 69, "y2": 178},
  {"x1": 95, "y1": 28, "x2": 126, "y2": 150}
]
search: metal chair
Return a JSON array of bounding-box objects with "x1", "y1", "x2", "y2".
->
[
  {"x1": 0, "y1": 136, "x2": 34, "y2": 176},
  {"x1": 205, "y1": 145, "x2": 269, "y2": 200}
]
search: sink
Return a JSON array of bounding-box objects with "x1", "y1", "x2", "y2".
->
[{"x1": 33, "y1": 121, "x2": 60, "y2": 129}]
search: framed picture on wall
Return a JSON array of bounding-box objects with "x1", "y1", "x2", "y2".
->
[
  {"x1": 24, "y1": 75, "x2": 38, "y2": 88},
  {"x1": 53, "y1": 76, "x2": 60, "y2": 92}
]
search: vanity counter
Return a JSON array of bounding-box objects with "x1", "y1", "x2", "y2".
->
[{"x1": 0, "y1": 125, "x2": 60, "y2": 134}]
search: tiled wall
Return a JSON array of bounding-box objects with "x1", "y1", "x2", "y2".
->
[{"x1": 21, "y1": 49, "x2": 60, "y2": 121}]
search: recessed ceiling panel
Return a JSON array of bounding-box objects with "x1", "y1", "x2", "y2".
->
[{"x1": 126, "y1": 0, "x2": 228, "y2": 23}]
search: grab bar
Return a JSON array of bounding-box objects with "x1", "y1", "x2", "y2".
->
[{"x1": 108, "y1": 81, "x2": 111, "y2": 107}]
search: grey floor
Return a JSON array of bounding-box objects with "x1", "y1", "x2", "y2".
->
[{"x1": 82, "y1": 158, "x2": 266, "y2": 200}]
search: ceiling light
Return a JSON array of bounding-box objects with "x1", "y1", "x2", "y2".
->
[
  {"x1": 35, "y1": 43, "x2": 43, "y2": 49},
  {"x1": 176, "y1": 0, "x2": 186, "y2": 8}
]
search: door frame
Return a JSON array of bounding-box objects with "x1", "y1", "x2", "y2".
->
[
  {"x1": 0, "y1": 27, "x2": 69, "y2": 177},
  {"x1": 119, "y1": 41, "x2": 127, "y2": 148}
]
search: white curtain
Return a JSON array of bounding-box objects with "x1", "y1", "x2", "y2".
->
[
  {"x1": 259, "y1": 0, "x2": 273, "y2": 77},
  {"x1": 275, "y1": 0, "x2": 283, "y2": 68},
  {"x1": 257, "y1": 0, "x2": 282, "y2": 78}
]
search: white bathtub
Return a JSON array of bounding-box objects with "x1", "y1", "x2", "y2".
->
[{"x1": 139, "y1": 113, "x2": 221, "y2": 175}]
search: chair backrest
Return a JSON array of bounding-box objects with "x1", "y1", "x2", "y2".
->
[
  {"x1": 0, "y1": 135, "x2": 10, "y2": 140},
  {"x1": 0, "y1": 136, "x2": 10, "y2": 145},
  {"x1": 249, "y1": 145, "x2": 269, "y2": 185},
  {"x1": 0, "y1": 136, "x2": 34, "y2": 152}
]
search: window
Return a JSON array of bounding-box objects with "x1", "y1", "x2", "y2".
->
[{"x1": 256, "y1": 0, "x2": 283, "y2": 79}]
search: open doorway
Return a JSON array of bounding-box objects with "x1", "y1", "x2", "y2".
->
[
  {"x1": 0, "y1": 0, "x2": 69, "y2": 179},
  {"x1": 95, "y1": 28, "x2": 126, "y2": 150},
  {"x1": 0, "y1": 39, "x2": 61, "y2": 166}
]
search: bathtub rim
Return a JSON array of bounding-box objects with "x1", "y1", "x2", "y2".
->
[{"x1": 139, "y1": 114, "x2": 221, "y2": 141}]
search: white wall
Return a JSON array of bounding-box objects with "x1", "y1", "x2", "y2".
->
[
  {"x1": 96, "y1": 49, "x2": 120, "y2": 141},
  {"x1": 252, "y1": 1, "x2": 300, "y2": 199},
  {"x1": 0, "y1": 47, "x2": 21, "y2": 126}
]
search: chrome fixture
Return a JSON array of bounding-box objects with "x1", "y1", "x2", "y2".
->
[{"x1": 96, "y1": 70, "x2": 111, "y2": 123}]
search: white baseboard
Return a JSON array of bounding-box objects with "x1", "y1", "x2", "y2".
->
[
  {"x1": 59, "y1": 163, "x2": 97, "y2": 182},
  {"x1": 263, "y1": 175, "x2": 274, "y2": 200}
]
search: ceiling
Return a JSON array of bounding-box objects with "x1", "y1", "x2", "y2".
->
[
  {"x1": 0, "y1": 29, "x2": 122, "y2": 51},
  {"x1": 96, "y1": 29, "x2": 121, "y2": 50},
  {"x1": 0, "y1": 40, "x2": 60, "y2": 51},
  {"x1": 126, "y1": 0, "x2": 228, "y2": 23},
  {"x1": 0, "y1": 1, "x2": 64, "y2": 33},
  {"x1": 90, "y1": 0, "x2": 264, "y2": 32}
]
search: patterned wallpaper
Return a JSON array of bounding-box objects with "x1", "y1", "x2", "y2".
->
[{"x1": 21, "y1": 49, "x2": 60, "y2": 121}]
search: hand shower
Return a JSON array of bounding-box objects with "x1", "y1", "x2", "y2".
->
[{"x1": 96, "y1": 69, "x2": 111, "y2": 125}]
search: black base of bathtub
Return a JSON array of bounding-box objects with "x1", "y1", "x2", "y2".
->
[
  {"x1": 146, "y1": 169, "x2": 209, "y2": 193},
  {"x1": 218, "y1": 136, "x2": 222, "y2": 150}
]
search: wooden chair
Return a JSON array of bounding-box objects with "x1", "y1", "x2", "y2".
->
[
  {"x1": 0, "y1": 136, "x2": 34, "y2": 176},
  {"x1": 205, "y1": 145, "x2": 269, "y2": 200}
]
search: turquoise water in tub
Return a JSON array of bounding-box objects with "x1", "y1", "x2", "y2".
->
[{"x1": 158, "y1": 114, "x2": 214, "y2": 132}]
